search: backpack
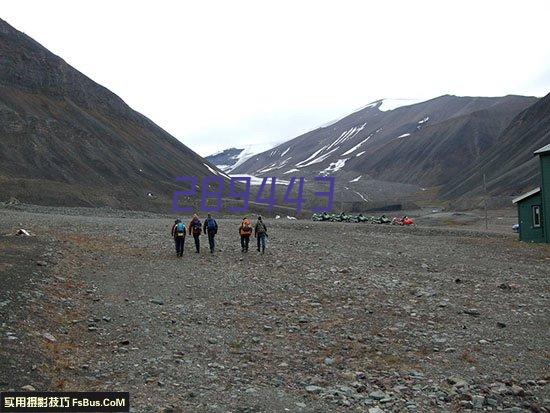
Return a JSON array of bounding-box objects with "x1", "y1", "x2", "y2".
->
[
  {"x1": 192, "y1": 220, "x2": 202, "y2": 235},
  {"x1": 175, "y1": 222, "x2": 185, "y2": 237},
  {"x1": 207, "y1": 218, "x2": 217, "y2": 233},
  {"x1": 256, "y1": 222, "x2": 266, "y2": 234}
]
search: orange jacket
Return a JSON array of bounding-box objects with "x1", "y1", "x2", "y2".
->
[{"x1": 239, "y1": 218, "x2": 252, "y2": 237}]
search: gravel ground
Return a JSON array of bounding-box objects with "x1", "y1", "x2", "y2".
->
[{"x1": 0, "y1": 206, "x2": 549, "y2": 413}]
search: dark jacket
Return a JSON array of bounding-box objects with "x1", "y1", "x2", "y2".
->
[
  {"x1": 189, "y1": 218, "x2": 202, "y2": 235},
  {"x1": 254, "y1": 221, "x2": 267, "y2": 237},
  {"x1": 203, "y1": 218, "x2": 218, "y2": 234}
]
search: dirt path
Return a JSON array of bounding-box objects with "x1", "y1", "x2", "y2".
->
[{"x1": 1, "y1": 208, "x2": 549, "y2": 412}]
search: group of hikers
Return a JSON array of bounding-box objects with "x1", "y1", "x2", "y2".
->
[{"x1": 170, "y1": 214, "x2": 268, "y2": 256}]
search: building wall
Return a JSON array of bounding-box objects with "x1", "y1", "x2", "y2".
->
[
  {"x1": 517, "y1": 193, "x2": 544, "y2": 243},
  {"x1": 541, "y1": 154, "x2": 550, "y2": 242}
]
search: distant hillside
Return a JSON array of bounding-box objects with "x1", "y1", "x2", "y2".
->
[
  {"x1": 205, "y1": 148, "x2": 244, "y2": 172},
  {"x1": 445, "y1": 92, "x2": 550, "y2": 207},
  {"x1": 0, "y1": 18, "x2": 223, "y2": 211},
  {"x1": 233, "y1": 95, "x2": 539, "y2": 208},
  {"x1": 354, "y1": 96, "x2": 534, "y2": 187}
]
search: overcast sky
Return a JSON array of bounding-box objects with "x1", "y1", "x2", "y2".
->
[{"x1": 2, "y1": 0, "x2": 550, "y2": 155}]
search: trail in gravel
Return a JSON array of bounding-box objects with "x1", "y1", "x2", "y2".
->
[{"x1": 1, "y1": 208, "x2": 549, "y2": 412}]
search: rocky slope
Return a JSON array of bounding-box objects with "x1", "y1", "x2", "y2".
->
[
  {"x1": 445, "y1": 92, "x2": 550, "y2": 206},
  {"x1": 233, "y1": 95, "x2": 539, "y2": 208},
  {"x1": 0, "y1": 18, "x2": 224, "y2": 211}
]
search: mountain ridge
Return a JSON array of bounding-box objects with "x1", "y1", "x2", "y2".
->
[
  {"x1": 0, "y1": 18, "x2": 222, "y2": 211},
  {"x1": 232, "y1": 93, "x2": 541, "y2": 208}
]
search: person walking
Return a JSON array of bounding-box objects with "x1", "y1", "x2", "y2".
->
[
  {"x1": 171, "y1": 218, "x2": 186, "y2": 257},
  {"x1": 239, "y1": 217, "x2": 253, "y2": 252},
  {"x1": 188, "y1": 214, "x2": 202, "y2": 253},
  {"x1": 203, "y1": 213, "x2": 218, "y2": 253},
  {"x1": 254, "y1": 216, "x2": 268, "y2": 254}
]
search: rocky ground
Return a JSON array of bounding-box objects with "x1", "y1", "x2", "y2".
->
[{"x1": 0, "y1": 205, "x2": 549, "y2": 412}]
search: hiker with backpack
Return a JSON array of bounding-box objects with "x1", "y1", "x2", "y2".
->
[
  {"x1": 188, "y1": 214, "x2": 202, "y2": 253},
  {"x1": 254, "y1": 216, "x2": 268, "y2": 254},
  {"x1": 203, "y1": 213, "x2": 218, "y2": 254},
  {"x1": 239, "y1": 217, "x2": 253, "y2": 252},
  {"x1": 171, "y1": 218, "x2": 186, "y2": 257}
]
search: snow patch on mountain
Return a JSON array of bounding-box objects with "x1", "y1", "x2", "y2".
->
[
  {"x1": 203, "y1": 163, "x2": 219, "y2": 175},
  {"x1": 203, "y1": 163, "x2": 230, "y2": 179},
  {"x1": 319, "y1": 103, "x2": 378, "y2": 129},
  {"x1": 257, "y1": 163, "x2": 278, "y2": 174},
  {"x1": 277, "y1": 156, "x2": 292, "y2": 169},
  {"x1": 341, "y1": 133, "x2": 373, "y2": 156},
  {"x1": 295, "y1": 146, "x2": 327, "y2": 167},
  {"x1": 417, "y1": 116, "x2": 430, "y2": 130},
  {"x1": 352, "y1": 190, "x2": 368, "y2": 202},
  {"x1": 326, "y1": 123, "x2": 366, "y2": 152},
  {"x1": 283, "y1": 168, "x2": 300, "y2": 174},
  {"x1": 298, "y1": 146, "x2": 341, "y2": 168},
  {"x1": 321, "y1": 158, "x2": 348, "y2": 175},
  {"x1": 223, "y1": 144, "x2": 274, "y2": 172},
  {"x1": 378, "y1": 98, "x2": 426, "y2": 111},
  {"x1": 229, "y1": 174, "x2": 289, "y2": 186},
  {"x1": 350, "y1": 175, "x2": 362, "y2": 182}
]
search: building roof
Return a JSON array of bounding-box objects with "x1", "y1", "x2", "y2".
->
[
  {"x1": 512, "y1": 187, "x2": 541, "y2": 204},
  {"x1": 534, "y1": 143, "x2": 550, "y2": 155}
]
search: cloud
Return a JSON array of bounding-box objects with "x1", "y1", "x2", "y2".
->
[{"x1": 2, "y1": 0, "x2": 550, "y2": 156}]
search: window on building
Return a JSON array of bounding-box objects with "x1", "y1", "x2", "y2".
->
[{"x1": 532, "y1": 205, "x2": 541, "y2": 228}]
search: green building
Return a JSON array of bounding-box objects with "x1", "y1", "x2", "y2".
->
[{"x1": 512, "y1": 143, "x2": 550, "y2": 243}]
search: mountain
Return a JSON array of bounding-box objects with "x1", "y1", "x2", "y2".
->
[
  {"x1": 353, "y1": 96, "x2": 535, "y2": 187},
  {"x1": 205, "y1": 147, "x2": 245, "y2": 172},
  {"x1": 205, "y1": 144, "x2": 278, "y2": 173},
  {"x1": 234, "y1": 95, "x2": 539, "y2": 208},
  {"x1": 445, "y1": 92, "x2": 550, "y2": 207},
  {"x1": 0, "y1": 18, "x2": 224, "y2": 211}
]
